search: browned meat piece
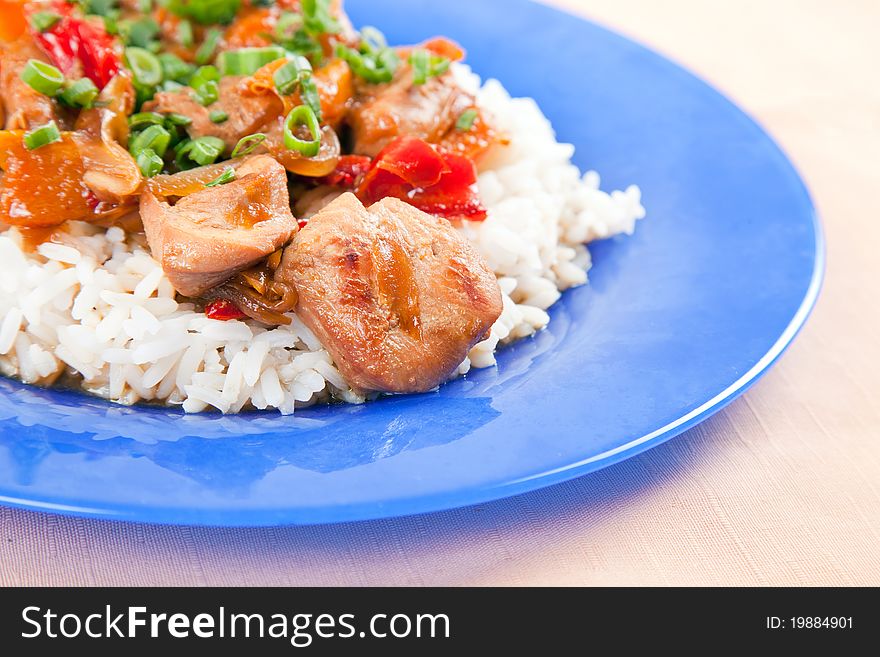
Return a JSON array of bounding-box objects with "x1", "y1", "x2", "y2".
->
[
  {"x1": 1, "y1": 38, "x2": 69, "y2": 130},
  {"x1": 147, "y1": 77, "x2": 283, "y2": 153},
  {"x1": 347, "y1": 68, "x2": 472, "y2": 157},
  {"x1": 275, "y1": 193, "x2": 502, "y2": 393},
  {"x1": 293, "y1": 185, "x2": 345, "y2": 218},
  {"x1": 140, "y1": 155, "x2": 297, "y2": 297}
]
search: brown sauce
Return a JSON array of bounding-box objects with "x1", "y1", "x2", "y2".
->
[{"x1": 374, "y1": 236, "x2": 422, "y2": 340}]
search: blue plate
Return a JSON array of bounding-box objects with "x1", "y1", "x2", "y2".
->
[{"x1": 0, "y1": 0, "x2": 822, "y2": 525}]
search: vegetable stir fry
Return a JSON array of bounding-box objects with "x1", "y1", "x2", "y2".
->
[{"x1": 0, "y1": 0, "x2": 504, "y2": 329}]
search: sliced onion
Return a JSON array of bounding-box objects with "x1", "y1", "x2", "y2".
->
[
  {"x1": 73, "y1": 73, "x2": 142, "y2": 204},
  {"x1": 209, "y1": 280, "x2": 297, "y2": 326},
  {"x1": 205, "y1": 253, "x2": 298, "y2": 327},
  {"x1": 76, "y1": 135, "x2": 142, "y2": 201},
  {"x1": 266, "y1": 249, "x2": 283, "y2": 270},
  {"x1": 265, "y1": 121, "x2": 340, "y2": 177},
  {"x1": 239, "y1": 267, "x2": 269, "y2": 295},
  {"x1": 147, "y1": 159, "x2": 246, "y2": 199},
  {"x1": 75, "y1": 73, "x2": 135, "y2": 145}
]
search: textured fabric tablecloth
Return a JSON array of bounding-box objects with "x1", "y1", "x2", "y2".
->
[{"x1": 1, "y1": 0, "x2": 878, "y2": 586}]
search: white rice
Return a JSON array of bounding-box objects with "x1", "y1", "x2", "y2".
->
[{"x1": 0, "y1": 67, "x2": 645, "y2": 414}]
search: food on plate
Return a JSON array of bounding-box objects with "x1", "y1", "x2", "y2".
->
[
  {"x1": 0, "y1": 0, "x2": 645, "y2": 413},
  {"x1": 140, "y1": 154, "x2": 297, "y2": 296},
  {"x1": 277, "y1": 192, "x2": 502, "y2": 394}
]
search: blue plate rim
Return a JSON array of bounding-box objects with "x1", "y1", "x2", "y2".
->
[{"x1": 0, "y1": 0, "x2": 825, "y2": 526}]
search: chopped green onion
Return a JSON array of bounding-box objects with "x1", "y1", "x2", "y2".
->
[
  {"x1": 189, "y1": 65, "x2": 220, "y2": 106},
  {"x1": 205, "y1": 167, "x2": 236, "y2": 187},
  {"x1": 128, "y1": 111, "x2": 165, "y2": 130},
  {"x1": 124, "y1": 17, "x2": 160, "y2": 49},
  {"x1": 409, "y1": 49, "x2": 430, "y2": 86},
  {"x1": 83, "y1": 0, "x2": 118, "y2": 17},
  {"x1": 230, "y1": 133, "x2": 267, "y2": 158},
  {"x1": 136, "y1": 148, "x2": 164, "y2": 178},
  {"x1": 209, "y1": 110, "x2": 228, "y2": 123},
  {"x1": 376, "y1": 48, "x2": 401, "y2": 74},
  {"x1": 275, "y1": 11, "x2": 302, "y2": 41},
  {"x1": 273, "y1": 1, "x2": 338, "y2": 63},
  {"x1": 189, "y1": 65, "x2": 220, "y2": 85},
  {"x1": 158, "y1": 53, "x2": 196, "y2": 84},
  {"x1": 176, "y1": 136, "x2": 225, "y2": 167},
  {"x1": 336, "y1": 41, "x2": 399, "y2": 85},
  {"x1": 301, "y1": 0, "x2": 340, "y2": 36},
  {"x1": 456, "y1": 108, "x2": 479, "y2": 132},
  {"x1": 29, "y1": 11, "x2": 61, "y2": 32},
  {"x1": 19, "y1": 59, "x2": 65, "y2": 97},
  {"x1": 177, "y1": 19, "x2": 194, "y2": 48},
  {"x1": 299, "y1": 75, "x2": 322, "y2": 122},
  {"x1": 138, "y1": 0, "x2": 153, "y2": 12},
  {"x1": 272, "y1": 55, "x2": 312, "y2": 95},
  {"x1": 23, "y1": 121, "x2": 61, "y2": 150},
  {"x1": 282, "y1": 104, "x2": 321, "y2": 157},
  {"x1": 192, "y1": 80, "x2": 219, "y2": 106},
  {"x1": 164, "y1": 0, "x2": 242, "y2": 25},
  {"x1": 173, "y1": 140, "x2": 193, "y2": 168},
  {"x1": 359, "y1": 26, "x2": 387, "y2": 54},
  {"x1": 103, "y1": 14, "x2": 119, "y2": 35},
  {"x1": 409, "y1": 49, "x2": 450, "y2": 86},
  {"x1": 164, "y1": 112, "x2": 193, "y2": 126},
  {"x1": 160, "y1": 80, "x2": 185, "y2": 92},
  {"x1": 432, "y1": 57, "x2": 451, "y2": 78},
  {"x1": 129, "y1": 124, "x2": 172, "y2": 158},
  {"x1": 133, "y1": 81, "x2": 156, "y2": 106},
  {"x1": 124, "y1": 47, "x2": 163, "y2": 87},
  {"x1": 218, "y1": 46, "x2": 286, "y2": 76},
  {"x1": 188, "y1": 64, "x2": 220, "y2": 90},
  {"x1": 59, "y1": 78, "x2": 99, "y2": 108},
  {"x1": 195, "y1": 27, "x2": 223, "y2": 66},
  {"x1": 278, "y1": 28, "x2": 324, "y2": 62}
]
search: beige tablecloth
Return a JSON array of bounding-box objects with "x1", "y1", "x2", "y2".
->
[{"x1": 1, "y1": 0, "x2": 878, "y2": 586}]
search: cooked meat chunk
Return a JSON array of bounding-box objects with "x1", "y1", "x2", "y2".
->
[
  {"x1": 275, "y1": 193, "x2": 502, "y2": 393},
  {"x1": 348, "y1": 68, "x2": 472, "y2": 157},
  {"x1": 147, "y1": 77, "x2": 283, "y2": 153},
  {"x1": 140, "y1": 155, "x2": 297, "y2": 297},
  {"x1": 294, "y1": 185, "x2": 345, "y2": 218},
  {"x1": 1, "y1": 38, "x2": 68, "y2": 130}
]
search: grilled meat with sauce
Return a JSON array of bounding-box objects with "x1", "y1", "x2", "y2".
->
[{"x1": 275, "y1": 193, "x2": 502, "y2": 393}]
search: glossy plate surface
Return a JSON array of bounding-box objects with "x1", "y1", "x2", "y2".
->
[{"x1": 0, "y1": 0, "x2": 823, "y2": 525}]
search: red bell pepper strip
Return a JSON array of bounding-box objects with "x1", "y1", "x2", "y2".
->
[
  {"x1": 204, "y1": 299, "x2": 248, "y2": 321},
  {"x1": 357, "y1": 136, "x2": 487, "y2": 222},
  {"x1": 371, "y1": 137, "x2": 448, "y2": 188},
  {"x1": 319, "y1": 155, "x2": 373, "y2": 188},
  {"x1": 72, "y1": 19, "x2": 120, "y2": 89},
  {"x1": 26, "y1": 2, "x2": 120, "y2": 89}
]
